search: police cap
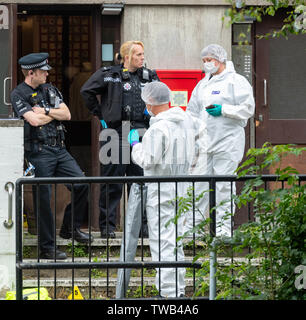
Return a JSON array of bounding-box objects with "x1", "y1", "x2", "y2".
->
[{"x1": 18, "y1": 52, "x2": 52, "y2": 71}]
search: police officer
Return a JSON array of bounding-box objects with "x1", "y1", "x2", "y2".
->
[
  {"x1": 81, "y1": 41, "x2": 159, "y2": 238},
  {"x1": 11, "y1": 52, "x2": 93, "y2": 260}
]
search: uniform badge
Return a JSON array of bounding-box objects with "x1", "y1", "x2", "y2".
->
[{"x1": 123, "y1": 83, "x2": 131, "y2": 91}]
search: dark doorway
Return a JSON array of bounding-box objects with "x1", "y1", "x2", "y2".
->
[
  {"x1": 17, "y1": 6, "x2": 94, "y2": 176},
  {"x1": 17, "y1": 4, "x2": 121, "y2": 230}
]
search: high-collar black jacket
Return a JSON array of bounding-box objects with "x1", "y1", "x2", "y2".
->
[{"x1": 80, "y1": 64, "x2": 159, "y2": 129}]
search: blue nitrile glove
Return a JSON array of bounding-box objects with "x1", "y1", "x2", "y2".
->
[
  {"x1": 128, "y1": 129, "x2": 140, "y2": 147},
  {"x1": 144, "y1": 108, "x2": 149, "y2": 116},
  {"x1": 206, "y1": 104, "x2": 222, "y2": 117},
  {"x1": 100, "y1": 120, "x2": 108, "y2": 129}
]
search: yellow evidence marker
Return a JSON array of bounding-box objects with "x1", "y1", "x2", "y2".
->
[{"x1": 68, "y1": 286, "x2": 84, "y2": 300}]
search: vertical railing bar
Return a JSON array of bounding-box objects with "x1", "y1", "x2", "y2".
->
[
  {"x1": 54, "y1": 183, "x2": 57, "y2": 299},
  {"x1": 140, "y1": 183, "x2": 144, "y2": 297},
  {"x1": 123, "y1": 182, "x2": 126, "y2": 298},
  {"x1": 192, "y1": 181, "x2": 196, "y2": 293},
  {"x1": 37, "y1": 183, "x2": 40, "y2": 300},
  {"x1": 231, "y1": 181, "x2": 233, "y2": 237},
  {"x1": 71, "y1": 183, "x2": 75, "y2": 300},
  {"x1": 231, "y1": 181, "x2": 234, "y2": 293},
  {"x1": 106, "y1": 183, "x2": 109, "y2": 297},
  {"x1": 209, "y1": 178, "x2": 216, "y2": 238},
  {"x1": 175, "y1": 181, "x2": 178, "y2": 297},
  {"x1": 209, "y1": 177, "x2": 216, "y2": 300},
  {"x1": 16, "y1": 180, "x2": 23, "y2": 300},
  {"x1": 88, "y1": 183, "x2": 92, "y2": 300},
  {"x1": 158, "y1": 182, "x2": 161, "y2": 297}
]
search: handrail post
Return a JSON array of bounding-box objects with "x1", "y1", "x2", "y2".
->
[
  {"x1": 209, "y1": 239, "x2": 217, "y2": 300},
  {"x1": 3, "y1": 182, "x2": 14, "y2": 229}
]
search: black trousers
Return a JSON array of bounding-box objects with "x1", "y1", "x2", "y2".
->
[
  {"x1": 99, "y1": 131, "x2": 144, "y2": 232},
  {"x1": 26, "y1": 145, "x2": 88, "y2": 251}
]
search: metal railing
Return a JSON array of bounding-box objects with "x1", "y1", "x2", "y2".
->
[{"x1": 15, "y1": 174, "x2": 306, "y2": 300}]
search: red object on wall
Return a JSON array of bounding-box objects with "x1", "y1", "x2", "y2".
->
[{"x1": 156, "y1": 70, "x2": 205, "y2": 110}]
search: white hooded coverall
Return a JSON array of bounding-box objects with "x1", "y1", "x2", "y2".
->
[
  {"x1": 187, "y1": 61, "x2": 255, "y2": 236},
  {"x1": 131, "y1": 106, "x2": 203, "y2": 297}
]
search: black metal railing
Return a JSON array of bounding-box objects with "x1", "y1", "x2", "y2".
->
[{"x1": 15, "y1": 175, "x2": 306, "y2": 300}]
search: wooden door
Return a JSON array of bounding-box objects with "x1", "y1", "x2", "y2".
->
[{"x1": 255, "y1": 13, "x2": 306, "y2": 148}]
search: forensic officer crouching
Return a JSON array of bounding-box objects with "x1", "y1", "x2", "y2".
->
[{"x1": 10, "y1": 52, "x2": 93, "y2": 260}]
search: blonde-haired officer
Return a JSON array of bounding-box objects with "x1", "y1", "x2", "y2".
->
[{"x1": 81, "y1": 41, "x2": 159, "y2": 239}]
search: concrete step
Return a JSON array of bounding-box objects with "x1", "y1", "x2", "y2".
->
[
  {"x1": 22, "y1": 277, "x2": 197, "y2": 288},
  {"x1": 24, "y1": 232, "x2": 150, "y2": 247},
  {"x1": 23, "y1": 231, "x2": 205, "y2": 247},
  {"x1": 23, "y1": 256, "x2": 261, "y2": 265}
]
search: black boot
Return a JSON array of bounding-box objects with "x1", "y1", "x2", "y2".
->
[
  {"x1": 39, "y1": 248, "x2": 67, "y2": 260},
  {"x1": 100, "y1": 229, "x2": 116, "y2": 239},
  {"x1": 59, "y1": 225, "x2": 94, "y2": 243}
]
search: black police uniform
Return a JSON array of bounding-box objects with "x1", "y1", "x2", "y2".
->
[
  {"x1": 11, "y1": 53, "x2": 92, "y2": 258},
  {"x1": 81, "y1": 64, "x2": 159, "y2": 237}
]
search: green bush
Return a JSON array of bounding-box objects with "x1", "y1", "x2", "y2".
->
[{"x1": 178, "y1": 143, "x2": 306, "y2": 300}]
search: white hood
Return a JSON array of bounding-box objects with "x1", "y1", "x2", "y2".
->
[
  {"x1": 149, "y1": 106, "x2": 186, "y2": 126},
  {"x1": 226, "y1": 60, "x2": 235, "y2": 73},
  {"x1": 212, "y1": 60, "x2": 236, "y2": 81}
]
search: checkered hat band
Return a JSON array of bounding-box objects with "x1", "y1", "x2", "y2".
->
[{"x1": 21, "y1": 59, "x2": 48, "y2": 69}]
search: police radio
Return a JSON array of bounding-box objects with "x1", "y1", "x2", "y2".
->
[
  {"x1": 48, "y1": 88, "x2": 56, "y2": 106},
  {"x1": 121, "y1": 68, "x2": 130, "y2": 80}
]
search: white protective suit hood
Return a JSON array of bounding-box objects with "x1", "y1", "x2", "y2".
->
[
  {"x1": 149, "y1": 106, "x2": 186, "y2": 126},
  {"x1": 205, "y1": 60, "x2": 235, "y2": 80}
]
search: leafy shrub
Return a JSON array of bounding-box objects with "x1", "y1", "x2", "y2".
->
[{"x1": 178, "y1": 143, "x2": 306, "y2": 300}]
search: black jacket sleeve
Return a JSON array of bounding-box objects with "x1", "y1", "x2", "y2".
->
[
  {"x1": 80, "y1": 68, "x2": 108, "y2": 118},
  {"x1": 10, "y1": 88, "x2": 33, "y2": 118}
]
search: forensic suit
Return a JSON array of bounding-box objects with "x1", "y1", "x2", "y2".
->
[
  {"x1": 187, "y1": 61, "x2": 255, "y2": 236},
  {"x1": 131, "y1": 106, "x2": 201, "y2": 297}
]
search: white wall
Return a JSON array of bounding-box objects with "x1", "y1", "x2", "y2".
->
[
  {"x1": 121, "y1": 5, "x2": 231, "y2": 70},
  {"x1": 0, "y1": 120, "x2": 23, "y2": 297}
]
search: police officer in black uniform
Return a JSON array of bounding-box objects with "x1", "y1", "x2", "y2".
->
[
  {"x1": 11, "y1": 52, "x2": 93, "y2": 259},
  {"x1": 81, "y1": 41, "x2": 159, "y2": 238}
]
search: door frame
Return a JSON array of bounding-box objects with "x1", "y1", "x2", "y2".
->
[{"x1": 90, "y1": 8, "x2": 102, "y2": 230}]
